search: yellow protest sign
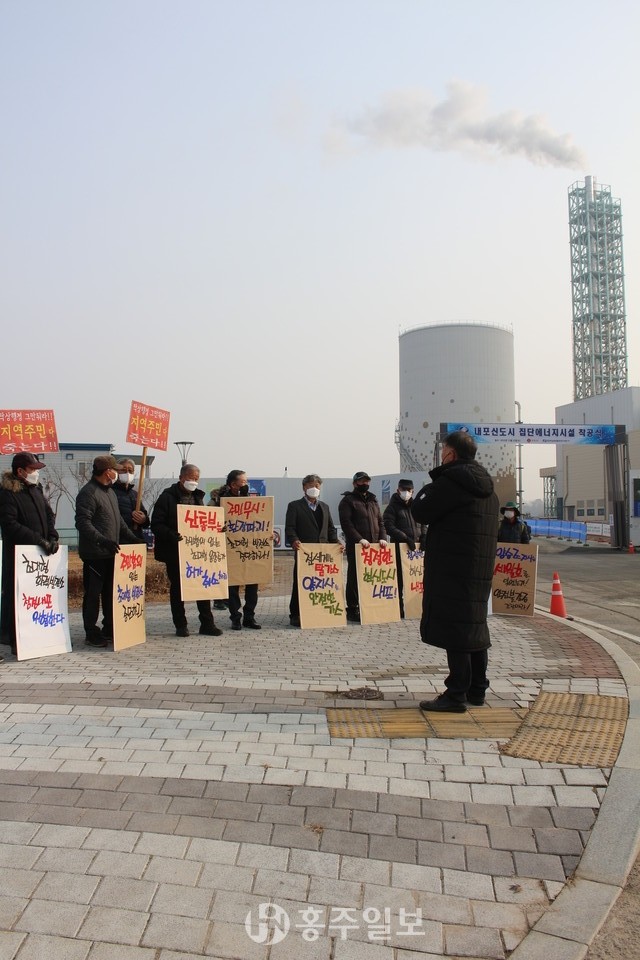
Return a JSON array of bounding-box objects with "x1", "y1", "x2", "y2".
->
[
  {"x1": 398, "y1": 543, "x2": 424, "y2": 620},
  {"x1": 297, "y1": 543, "x2": 346, "y2": 629},
  {"x1": 355, "y1": 543, "x2": 401, "y2": 625},
  {"x1": 222, "y1": 496, "x2": 274, "y2": 586},
  {"x1": 492, "y1": 542, "x2": 538, "y2": 616},
  {"x1": 113, "y1": 544, "x2": 146, "y2": 651},
  {"x1": 177, "y1": 504, "x2": 228, "y2": 601}
]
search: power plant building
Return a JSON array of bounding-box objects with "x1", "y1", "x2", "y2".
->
[{"x1": 396, "y1": 322, "x2": 516, "y2": 504}]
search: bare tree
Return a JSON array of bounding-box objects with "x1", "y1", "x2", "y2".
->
[{"x1": 42, "y1": 462, "x2": 89, "y2": 522}]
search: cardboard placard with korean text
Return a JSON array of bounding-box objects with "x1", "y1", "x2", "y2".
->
[
  {"x1": 14, "y1": 545, "x2": 71, "y2": 660},
  {"x1": 222, "y1": 497, "x2": 274, "y2": 587},
  {"x1": 492, "y1": 542, "x2": 538, "y2": 616},
  {"x1": 355, "y1": 543, "x2": 401, "y2": 625},
  {"x1": 0, "y1": 409, "x2": 59, "y2": 455},
  {"x1": 297, "y1": 543, "x2": 346, "y2": 629},
  {"x1": 126, "y1": 401, "x2": 170, "y2": 450},
  {"x1": 398, "y1": 543, "x2": 424, "y2": 620},
  {"x1": 113, "y1": 544, "x2": 147, "y2": 650},
  {"x1": 177, "y1": 504, "x2": 228, "y2": 600}
]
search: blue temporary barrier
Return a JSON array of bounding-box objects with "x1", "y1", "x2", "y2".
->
[{"x1": 527, "y1": 518, "x2": 586, "y2": 543}]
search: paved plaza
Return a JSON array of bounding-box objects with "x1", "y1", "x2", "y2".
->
[{"x1": 0, "y1": 596, "x2": 638, "y2": 960}]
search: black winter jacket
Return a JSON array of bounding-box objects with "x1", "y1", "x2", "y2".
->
[
  {"x1": 497, "y1": 518, "x2": 531, "y2": 544},
  {"x1": 113, "y1": 481, "x2": 150, "y2": 530},
  {"x1": 75, "y1": 478, "x2": 140, "y2": 561},
  {"x1": 151, "y1": 482, "x2": 205, "y2": 563},
  {"x1": 338, "y1": 490, "x2": 386, "y2": 549},
  {"x1": 0, "y1": 472, "x2": 58, "y2": 560},
  {"x1": 382, "y1": 493, "x2": 425, "y2": 548},
  {"x1": 411, "y1": 459, "x2": 499, "y2": 653}
]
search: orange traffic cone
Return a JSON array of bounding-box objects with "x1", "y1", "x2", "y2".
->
[
  {"x1": 549, "y1": 572, "x2": 567, "y2": 618},
  {"x1": 629, "y1": 543, "x2": 635, "y2": 554}
]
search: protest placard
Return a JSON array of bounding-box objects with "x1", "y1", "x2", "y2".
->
[
  {"x1": 355, "y1": 543, "x2": 401, "y2": 625},
  {"x1": 113, "y1": 544, "x2": 147, "y2": 650},
  {"x1": 126, "y1": 401, "x2": 170, "y2": 450},
  {"x1": 492, "y1": 542, "x2": 538, "y2": 616},
  {"x1": 296, "y1": 543, "x2": 346, "y2": 628},
  {"x1": 15, "y1": 545, "x2": 71, "y2": 660},
  {"x1": 398, "y1": 543, "x2": 424, "y2": 620},
  {"x1": 177, "y1": 504, "x2": 228, "y2": 600},
  {"x1": 0, "y1": 409, "x2": 58, "y2": 455},
  {"x1": 222, "y1": 497, "x2": 274, "y2": 587}
]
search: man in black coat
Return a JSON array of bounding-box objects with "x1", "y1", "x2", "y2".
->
[
  {"x1": 411, "y1": 431, "x2": 499, "y2": 712},
  {"x1": 497, "y1": 501, "x2": 531, "y2": 544},
  {"x1": 151, "y1": 463, "x2": 222, "y2": 638},
  {"x1": 285, "y1": 474, "x2": 342, "y2": 627},
  {"x1": 338, "y1": 471, "x2": 388, "y2": 623},
  {"x1": 0, "y1": 452, "x2": 59, "y2": 656},
  {"x1": 113, "y1": 458, "x2": 150, "y2": 533},
  {"x1": 75, "y1": 455, "x2": 144, "y2": 647},
  {"x1": 382, "y1": 479, "x2": 426, "y2": 618},
  {"x1": 210, "y1": 469, "x2": 261, "y2": 631}
]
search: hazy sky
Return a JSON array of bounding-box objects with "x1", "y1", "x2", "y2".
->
[{"x1": 2, "y1": 0, "x2": 639, "y2": 499}]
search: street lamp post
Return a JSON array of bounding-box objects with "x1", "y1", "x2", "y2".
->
[
  {"x1": 174, "y1": 441, "x2": 193, "y2": 467},
  {"x1": 514, "y1": 401, "x2": 523, "y2": 515}
]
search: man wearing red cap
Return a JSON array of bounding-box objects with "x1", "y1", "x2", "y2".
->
[{"x1": 0, "y1": 453, "x2": 59, "y2": 656}]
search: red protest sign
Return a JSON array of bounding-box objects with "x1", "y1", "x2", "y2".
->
[
  {"x1": 0, "y1": 410, "x2": 59, "y2": 455},
  {"x1": 126, "y1": 401, "x2": 170, "y2": 450}
]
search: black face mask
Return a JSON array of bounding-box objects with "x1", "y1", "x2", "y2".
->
[
  {"x1": 356, "y1": 483, "x2": 370, "y2": 494},
  {"x1": 238, "y1": 484, "x2": 249, "y2": 496}
]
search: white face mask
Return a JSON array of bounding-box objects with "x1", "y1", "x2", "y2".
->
[
  {"x1": 399, "y1": 490, "x2": 412, "y2": 501},
  {"x1": 183, "y1": 480, "x2": 198, "y2": 492},
  {"x1": 118, "y1": 473, "x2": 135, "y2": 485},
  {"x1": 305, "y1": 487, "x2": 320, "y2": 500},
  {"x1": 504, "y1": 510, "x2": 515, "y2": 520},
  {"x1": 24, "y1": 471, "x2": 40, "y2": 486}
]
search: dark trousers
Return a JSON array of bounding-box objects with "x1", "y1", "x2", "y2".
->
[
  {"x1": 345, "y1": 548, "x2": 359, "y2": 616},
  {"x1": 82, "y1": 558, "x2": 115, "y2": 638},
  {"x1": 289, "y1": 557, "x2": 299, "y2": 618},
  {"x1": 228, "y1": 584, "x2": 258, "y2": 623},
  {"x1": 394, "y1": 544, "x2": 406, "y2": 618},
  {"x1": 0, "y1": 557, "x2": 16, "y2": 654},
  {"x1": 164, "y1": 556, "x2": 215, "y2": 630},
  {"x1": 444, "y1": 648, "x2": 489, "y2": 703}
]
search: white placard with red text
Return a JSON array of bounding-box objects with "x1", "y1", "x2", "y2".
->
[{"x1": 14, "y1": 545, "x2": 71, "y2": 660}]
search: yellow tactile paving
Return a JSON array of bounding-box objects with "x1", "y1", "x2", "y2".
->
[
  {"x1": 500, "y1": 691, "x2": 627, "y2": 766},
  {"x1": 326, "y1": 707, "x2": 527, "y2": 740}
]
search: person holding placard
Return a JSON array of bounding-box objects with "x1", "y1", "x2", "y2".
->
[
  {"x1": 113, "y1": 459, "x2": 150, "y2": 533},
  {"x1": 210, "y1": 469, "x2": 261, "y2": 631},
  {"x1": 497, "y1": 501, "x2": 531, "y2": 544},
  {"x1": 285, "y1": 474, "x2": 342, "y2": 627},
  {"x1": 411, "y1": 431, "x2": 498, "y2": 712},
  {"x1": 0, "y1": 453, "x2": 60, "y2": 656},
  {"x1": 151, "y1": 464, "x2": 223, "y2": 638},
  {"x1": 75, "y1": 455, "x2": 144, "y2": 648},
  {"x1": 383, "y1": 480, "x2": 426, "y2": 618},
  {"x1": 338, "y1": 471, "x2": 388, "y2": 624}
]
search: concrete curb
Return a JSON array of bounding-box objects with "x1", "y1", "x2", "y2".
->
[{"x1": 509, "y1": 611, "x2": 640, "y2": 959}]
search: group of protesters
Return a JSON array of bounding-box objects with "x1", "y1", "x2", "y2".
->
[{"x1": 0, "y1": 432, "x2": 530, "y2": 712}]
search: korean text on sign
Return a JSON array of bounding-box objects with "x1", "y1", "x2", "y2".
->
[
  {"x1": 297, "y1": 543, "x2": 346, "y2": 628},
  {"x1": 126, "y1": 400, "x2": 171, "y2": 450},
  {"x1": 177, "y1": 504, "x2": 229, "y2": 600},
  {"x1": 355, "y1": 543, "x2": 401, "y2": 625},
  {"x1": 0, "y1": 409, "x2": 59, "y2": 455}
]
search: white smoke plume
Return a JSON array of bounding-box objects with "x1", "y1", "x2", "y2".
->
[{"x1": 339, "y1": 81, "x2": 586, "y2": 168}]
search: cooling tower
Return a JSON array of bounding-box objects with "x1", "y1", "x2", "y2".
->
[{"x1": 396, "y1": 322, "x2": 516, "y2": 503}]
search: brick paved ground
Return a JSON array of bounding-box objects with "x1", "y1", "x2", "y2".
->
[{"x1": 0, "y1": 583, "x2": 627, "y2": 960}]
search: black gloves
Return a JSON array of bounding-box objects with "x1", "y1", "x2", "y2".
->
[
  {"x1": 407, "y1": 540, "x2": 416, "y2": 551},
  {"x1": 172, "y1": 531, "x2": 183, "y2": 542},
  {"x1": 39, "y1": 539, "x2": 59, "y2": 555},
  {"x1": 102, "y1": 539, "x2": 121, "y2": 555}
]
